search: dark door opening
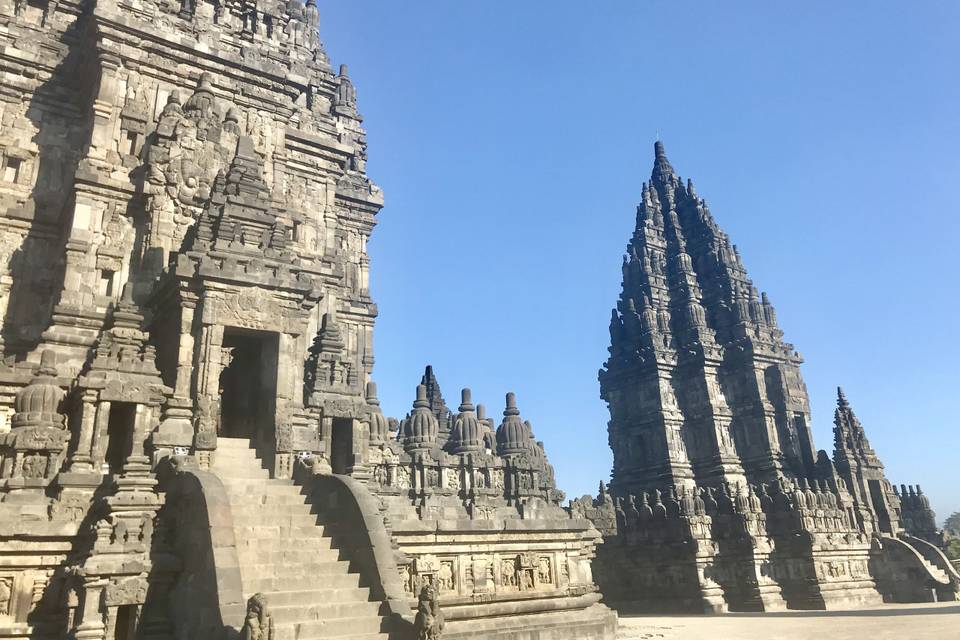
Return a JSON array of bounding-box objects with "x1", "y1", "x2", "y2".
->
[
  {"x1": 105, "y1": 402, "x2": 137, "y2": 474},
  {"x1": 113, "y1": 604, "x2": 136, "y2": 640},
  {"x1": 218, "y1": 328, "x2": 279, "y2": 451},
  {"x1": 868, "y1": 479, "x2": 893, "y2": 533},
  {"x1": 330, "y1": 418, "x2": 354, "y2": 475}
]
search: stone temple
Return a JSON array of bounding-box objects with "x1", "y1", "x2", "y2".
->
[
  {"x1": 0, "y1": 0, "x2": 616, "y2": 638},
  {"x1": 0, "y1": 0, "x2": 954, "y2": 638},
  {"x1": 571, "y1": 142, "x2": 959, "y2": 612}
]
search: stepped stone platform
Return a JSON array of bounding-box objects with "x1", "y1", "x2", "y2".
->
[{"x1": 211, "y1": 437, "x2": 391, "y2": 640}]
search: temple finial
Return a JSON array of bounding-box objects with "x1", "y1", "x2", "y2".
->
[
  {"x1": 651, "y1": 140, "x2": 675, "y2": 184},
  {"x1": 837, "y1": 386, "x2": 848, "y2": 407},
  {"x1": 504, "y1": 392, "x2": 519, "y2": 416},
  {"x1": 459, "y1": 388, "x2": 474, "y2": 412}
]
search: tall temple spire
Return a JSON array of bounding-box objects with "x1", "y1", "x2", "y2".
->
[
  {"x1": 601, "y1": 142, "x2": 815, "y2": 495},
  {"x1": 833, "y1": 386, "x2": 878, "y2": 462}
]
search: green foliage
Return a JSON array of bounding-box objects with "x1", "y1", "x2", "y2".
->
[
  {"x1": 945, "y1": 538, "x2": 960, "y2": 561},
  {"x1": 945, "y1": 511, "x2": 960, "y2": 535}
]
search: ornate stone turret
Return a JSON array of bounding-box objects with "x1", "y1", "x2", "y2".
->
[
  {"x1": 495, "y1": 392, "x2": 533, "y2": 457},
  {"x1": 1, "y1": 350, "x2": 67, "y2": 492},
  {"x1": 898, "y1": 484, "x2": 942, "y2": 545},
  {"x1": 449, "y1": 388, "x2": 482, "y2": 454},
  {"x1": 476, "y1": 404, "x2": 495, "y2": 452},
  {"x1": 224, "y1": 135, "x2": 269, "y2": 199},
  {"x1": 601, "y1": 141, "x2": 815, "y2": 497},
  {"x1": 182, "y1": 72, "x2": 222, "y2": 140},
  {"x1": 365, "y1": 382, "x2": 389, "y2": 445},
  {"x1": 419, "y1": 365, "x2": 450, "y2": 423},
  {"x1": 402, "y1": 385, "x2": 439, "y2": 453},
  {"x1": 831, "y1": 387, "x2": 901, "y2": 535},
  {"x1": 12, "y1": 350, "x2": 64, "y2": 431},
  {"x1": 306, "y1": 311, "x2": 358, "y2": 404},
  {"x1": 333, "y1": 64, "x2": 358, "y2": 118}
]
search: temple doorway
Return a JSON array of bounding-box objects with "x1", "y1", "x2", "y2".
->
[
  {"x1": 105, "y1": 402, "x2": 137, "y2": 475},
  {"x1": 330, "y1": 418, "x2": 354, "y2": 475},
  {"x1": 218, "y1": 328, "x2": 279, "y2": 451}
]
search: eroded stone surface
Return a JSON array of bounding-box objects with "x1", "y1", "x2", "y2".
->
[
  {"x1": 0, "y1": 1, "x2": 614, "y2": 638},
  {"x1": 573, "y1": 142, "x2": 959, "y2": 613}
]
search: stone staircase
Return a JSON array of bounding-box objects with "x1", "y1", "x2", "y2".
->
[
  {"x1": 212, "y1": 437, "x2": 391, "y2": 640},
  {"x1": 918, "y1": 556, "x2": 950, "y2": 585}
]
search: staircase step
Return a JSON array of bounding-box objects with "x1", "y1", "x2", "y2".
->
[
  {"x1": 300, "y1": 636, "x2": 389, "y2": 640},
  {"x1": 245, "y1": 571, "x2": 362, "y2": 592},
  {"x1": 242, "y1": 560, "x2": 351, "y2": 577},
  {"x1": 237, "y1": 547, "x2": 342, "y2": 565},
  {"x1": 232, "y1": 513, "x2": 320, "y2": 529},
  {"x1": 270, "y1": 600, "x2": 383, "y2": 622},
  {"x1": 274, "y1": 629, "x2": 389, "y2": 640},
  {"x1": 220, "y1": 480, "x2": 302, "y2": 494},
  {"x1": 213, "y1": 468, "x2": 271, "y2": 480},
  {"x1": 216, "y1": 437, "x2": 256, "y2": 450},
  {"x1": 260, "y1": 588, "x2": 372, "y2": 607},
  {"x1": 236, "y1": 536, "x2": 334, "y2": 553},
  {"x1": 225, "y1": 492, "x2": 311, "y2": 506},
  {"x1": 212, "y1": 437, "x2": 388, "y2": 639},
  {"x1": 280, "y1": 615, "x2": 387, "y2": 638},
  {"x1": 233, "y1": 524, "x2": 332, "y2": 539},
  {"x1": 229, "y1": 502, "x2": 317, "y2": 517}
]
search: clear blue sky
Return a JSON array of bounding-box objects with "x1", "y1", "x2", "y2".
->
[{"x1": 319, "y1": 2, "x2": 960, "y2": 522}]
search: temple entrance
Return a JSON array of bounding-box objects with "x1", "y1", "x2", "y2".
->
[
  {"x1": 218, "y1": 328, "x2": 279, "y2": 451},
  {"x1": 113, "y1": 604, "x2": 136, "y2": 640},
  {"x1": 330, "y1": 418, "x2": 354, "y2": 475},
  {"x1": 868, "y1": 479, "x2": 893, "y2": 533},
  {"x1": 105, "y1": 402, "x2": 136, "y2": 474}
]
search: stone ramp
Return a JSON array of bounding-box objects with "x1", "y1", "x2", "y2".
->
[{"x1": 212, "y1": 437, "x2": 391, "y2": 640}]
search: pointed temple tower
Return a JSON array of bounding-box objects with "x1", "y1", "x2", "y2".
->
[
  {"x1": 601, "y1": 140, "x2": 815, "y2": 495},
  {"x1": 576, "y1": 142, "x2": 959, "y2": 612}
]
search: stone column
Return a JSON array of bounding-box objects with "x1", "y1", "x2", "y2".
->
[
  {"x1": 194, "y1": 321, "x2": 224, "y2": 452},
  {"x1": 88, "y1": 51, "x2": 122, "y2": 163},
  {"x1": 73, "y1": 577, "x2": 107, "y2": 640},
  {"x1": 173, "y1": 299, "x2": 196, "y2": 399},
  {"x1": 68, "y1": 390, "x2": 100, "y2": 472},
  {"x1": 276, "y1": 333, "x2": 295, "y2": 405},
  {"x1": 196, "y1": 323, "x2": 224, "y2": 399},
  {"x1": 90, "y1": 401, "x2": 112, "y2": 471}
]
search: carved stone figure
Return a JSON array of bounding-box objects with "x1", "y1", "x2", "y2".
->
[
  {"x1": 500, "y1": 558, "x2": 517, "y2": 588},
  {"x1": 240, "y1": 593, "x2": 274, "y2": 640},
  {"x1": 414, "y1": 585, "x2": 444, "y2": 640},
  {"x1": 437, "y1": 562, "x2": 454, "y2": 593},
  {"x1": 0, "y1": 578, "x2": 10, "y2": 616}
]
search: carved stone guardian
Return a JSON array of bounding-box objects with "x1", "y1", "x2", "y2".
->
[
  {"x1": 414, "y1": 584, "x2": 444, "y2": 640},
  {"x1": 241, "y1": 593, "x2": 274, "y2": 640}
]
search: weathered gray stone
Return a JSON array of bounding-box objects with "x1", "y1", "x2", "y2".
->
[
  {"x1": 577, "y1": 141, "x2": 959, "y2": 613},
  {"x1": 0, "y1": 1, "x2": 615, "y2": 638}
]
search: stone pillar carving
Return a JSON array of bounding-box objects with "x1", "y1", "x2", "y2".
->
[
  {"x1": 73, "y1": 577, "x2": 107, "y2": 640},
  {"x1": 90, "y1": 400, "x2": 112, "y2": 471},
  {"x1": 67, "y1": 390, "x2": 100, "y2": 472}
]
